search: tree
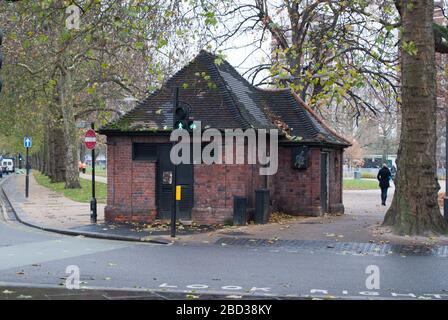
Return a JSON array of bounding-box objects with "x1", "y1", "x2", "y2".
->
[
  {"x1": 204, "y1": 0, "x2": 447, "y2": 235},
  {"x1": 383, "y1": 0, "x2": 448, "y2": 235},
  {"x1": 345, "y1": 138, "x2": 364, "y2": 169},
  {"x1": 202, "y1": 0, "x2": 399, "y2": 114},
  {"x1": 0, "y1": 0, "x2": 206, "y2": 188}
]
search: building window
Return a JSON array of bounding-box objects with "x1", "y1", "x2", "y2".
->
[{"x1": 133, "y1": 143, "x2": 157, "y2": 161}]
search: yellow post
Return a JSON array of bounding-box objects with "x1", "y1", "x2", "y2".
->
[{"x1": 176, "y1": 185, "x2": 182, "y2": 201}]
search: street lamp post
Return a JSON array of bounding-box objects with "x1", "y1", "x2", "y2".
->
[{"x1": 171, "y1": 88, "x2": 179, "y2": 238}]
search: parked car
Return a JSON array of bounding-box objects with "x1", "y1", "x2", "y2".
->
[{"x1": 1, "y1": 158, "x2": 14, "y2": 174}]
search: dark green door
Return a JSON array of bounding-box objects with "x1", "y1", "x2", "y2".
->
[{"x1": 157, "y1": 145, "x2": 193, "y2": 220}]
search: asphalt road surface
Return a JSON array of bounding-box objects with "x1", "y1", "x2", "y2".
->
[{"x1": 1, "y1": 200, "x2": 448, "y2": 300}]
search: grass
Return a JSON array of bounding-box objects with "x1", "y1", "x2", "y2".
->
[
  {"x1": 343, "y1": 178, "x2": 379, "y2": 190},
  {"x1": 361, "y1": 172, "x2": 377, "y2": 179},
  {"x1": 33, "y1": 171, "x2": 107, "y2": 203},
  {"x1": 85, "y1": 166, "x2": 107, "y2": 177}
]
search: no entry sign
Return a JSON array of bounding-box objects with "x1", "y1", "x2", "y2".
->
[{"x1": 84, "y1": 129, "x2": 97, "y2": 150}]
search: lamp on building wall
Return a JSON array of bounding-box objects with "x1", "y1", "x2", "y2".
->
[{"x1": 292, "y1": 146, "x2": 309, "y2": 170}]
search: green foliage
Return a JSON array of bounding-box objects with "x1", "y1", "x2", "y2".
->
[
  {"x1": 402, "y1": 41, "x2": 418, "y2": 56},
  {"x1": 0, "y1": 0, "x2": 213, "y2": 156},
  {"x1": 202, "y1": 0, "x2": 399, "y2": 115}
]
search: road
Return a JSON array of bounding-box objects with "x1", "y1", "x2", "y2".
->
[{"x1": 1, "y1": 198, "x2": 448, "y2": 300}]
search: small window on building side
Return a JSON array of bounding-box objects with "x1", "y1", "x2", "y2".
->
[{"x1": 133, "y1": 143, "x2": 157, "y2": 161}]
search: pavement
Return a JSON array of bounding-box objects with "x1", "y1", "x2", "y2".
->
[
  {"x1": 3, "y1": 173, "x2": 448, "y2": 247},
  {"x1": 1, "y1": 174, "x2": 220, "y2": 243}
]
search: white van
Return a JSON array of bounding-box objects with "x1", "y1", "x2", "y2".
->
[{"x1": 2, "y1": 159, "x2": 14, "y2": 173}]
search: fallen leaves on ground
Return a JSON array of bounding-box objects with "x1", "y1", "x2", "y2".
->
[
  {"x1": 267, "y1": 236, "x2": 280, "y2": 244},
  {"x1": 269, "y1": 212, "x2": 295, "y2": 224}
]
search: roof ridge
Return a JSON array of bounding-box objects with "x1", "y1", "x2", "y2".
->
[
  {"x1": 255, "y1": 87, "x2": 290, "y2": 93},
  {"x1": 290, "y1": 91, "x2": 351, "y2": 146},
  {"x1": 213, "y1": 56, "x2": 279, "y2": 129},
  {"x1": 201, "y1": 51, "x2": 252, "y2": 129}
]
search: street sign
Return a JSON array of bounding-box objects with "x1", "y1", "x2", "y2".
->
[
  {"x1": 84, "y1": 129, "x2": 96, "y2": 150},
  {"x1": 23, "y1": 136, "x2": 32, "y2": 198},
  {"x1": 24, "y1": 136, "x2": 32, "y2": 148}
]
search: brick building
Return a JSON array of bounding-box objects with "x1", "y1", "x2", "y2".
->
[{"x1": 99, "y1": 51, "x2": 350, "y2": 225}]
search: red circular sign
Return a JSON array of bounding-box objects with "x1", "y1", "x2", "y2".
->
[{"x1": 84, "y1": 129, "x2": 97, "y2": 150}]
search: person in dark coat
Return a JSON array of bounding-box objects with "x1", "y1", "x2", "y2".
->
[{"x1": 377, "y1": 164, "x2": 392, "y2": 206}]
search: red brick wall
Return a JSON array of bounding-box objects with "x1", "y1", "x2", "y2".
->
[
  {"x1": 192, "y1": 163, "x2": 265, "y2": 224},
  {"x1": 191, "y1": 142, "x2": 263, "y2": 224},
  {"x1": 105, "y1": 135, "x2": 169, "y2": 223},
  {"x1": 271, "y1": 147, "x2": 321, "y2": 215},
  {"x1": 104, "y1": 135, "x2": 345, "y2": 224},
  {"x1": 270, "y1": 147, "x2": 344, "y2": 216}
]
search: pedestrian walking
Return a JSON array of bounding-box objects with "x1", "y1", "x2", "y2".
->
[{"x1": 377, "y1": 163, "x2": 392, "y2": 206}]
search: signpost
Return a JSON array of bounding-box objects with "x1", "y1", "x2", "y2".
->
[
  {"x1": 23, "y1": 136, "x2": 32, "y2": 198},
  {"x1": 170, "y1": 88, "x2": 193, "y2": 237},
  {"x1": 84, "y1": 125, "x2": 97, "y2": 223},
  {"x1": 171, "y1": 88, "x2": 179, "y2": 238}
]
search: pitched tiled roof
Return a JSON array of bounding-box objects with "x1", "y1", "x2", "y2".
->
[{"x1": 100, "y1": 50, "x2": 350, "y2": 147}]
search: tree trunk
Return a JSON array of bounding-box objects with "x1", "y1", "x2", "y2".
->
[
  {"x1": 51, "y1": 126, "x2": 66, "y2": 183},
  {"x1": 58, "y1": 63, "x2": 81, "y2": 189},
  {"x1": 383, "y1": 0, "x2": 448, "y2": 235},
  {"x1": 48, "y1": 126, "x2": 56, "y2": 180},
  {"x1": 41, "y1": 131, "x2": 47, "y2": 174},
  {"x1": 382, "y1": 136, "x2": 389, "y2": 164},
  {"x1": 43, "y1": 119, "x2": 51, "y2": 176}
]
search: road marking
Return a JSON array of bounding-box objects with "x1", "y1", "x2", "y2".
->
[
  {"x1": 0, "y1": 238, "x2": 130, "y2": 270},
  {"x1": 156, "y1": 283, "x2": 448, "y2": 299}
]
